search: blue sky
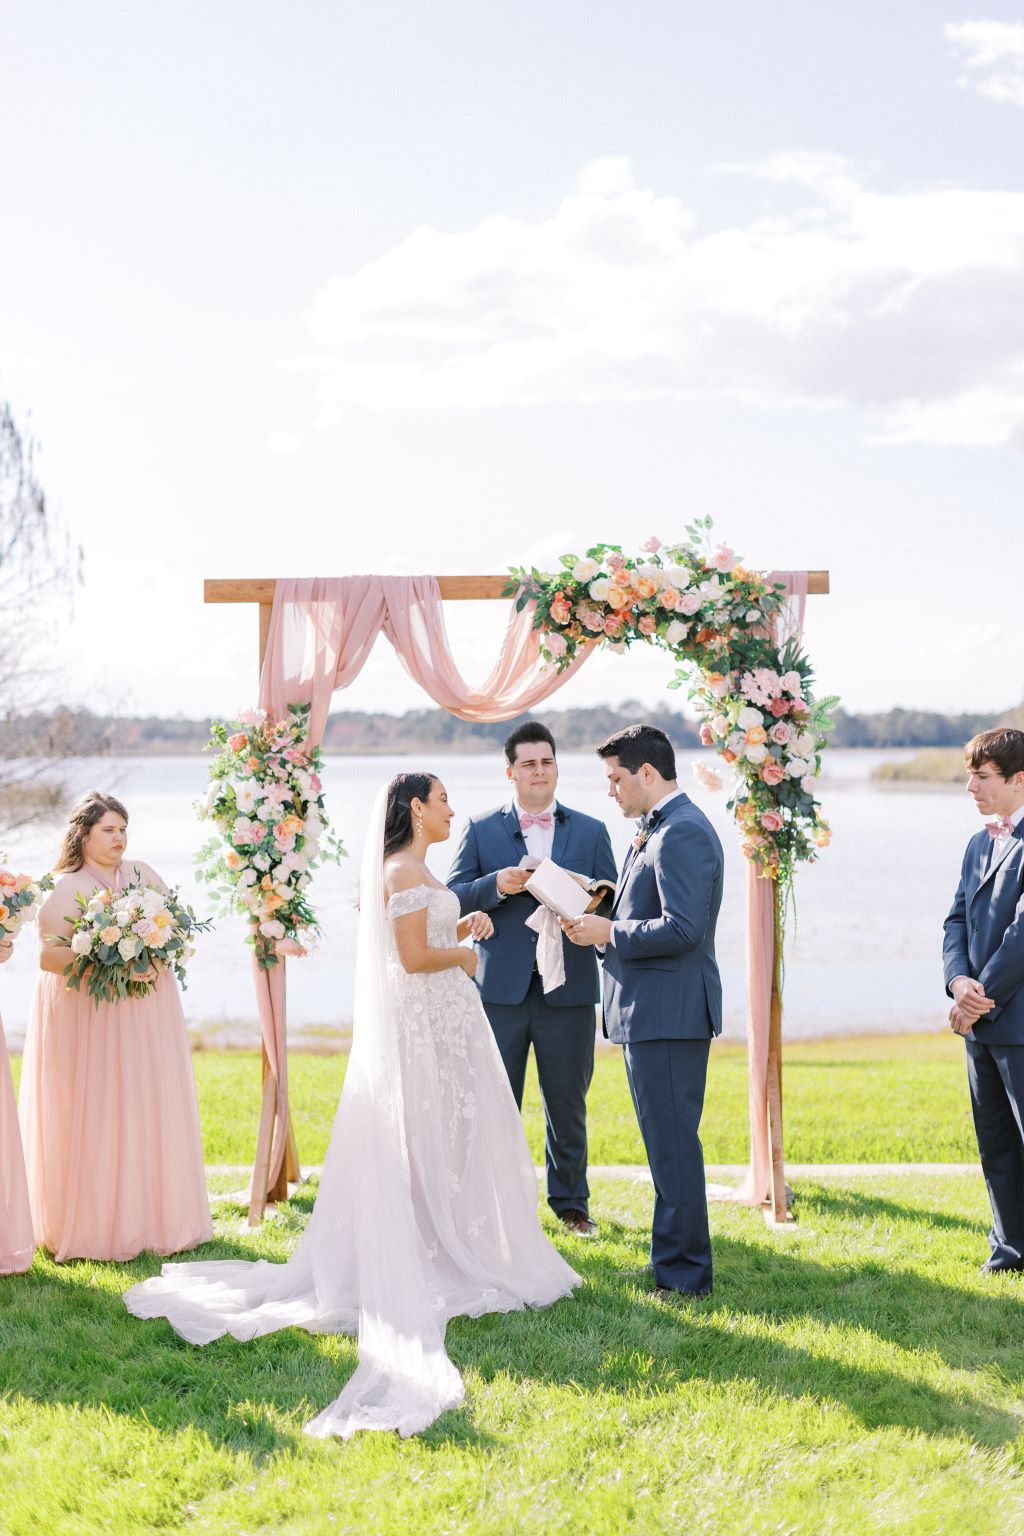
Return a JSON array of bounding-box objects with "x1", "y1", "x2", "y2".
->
[{"x1": 2, "y1": 2, "x2": 1022, "y2": 719}]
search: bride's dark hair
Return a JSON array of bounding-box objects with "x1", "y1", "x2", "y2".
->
[{"x1": 384, "y1": 772, "x2": 439, "y2": 857}]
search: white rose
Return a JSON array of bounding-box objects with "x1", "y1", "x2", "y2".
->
[
  {"x1": 253, "y1": 852, "x2": 271, "y2": 871},
  {"x1": 234, "y1": 781, "x2": 260, "y2": 814},
  {"x1": 668, "y1": 564, "x2": 692, "y2": 590},
  {"x1": 745, "y1": 744, "x2": 769, "y2": 765},
  {"x1": 572, "y1": 557, "x2": 600, "y2": 582},
  {"x1": 118, "y1": 935, "x2": 138, "y2": 961},
  {"x1": 698, "y1": 578, "x2": 722, "y2": 603},
  {"x1": 794, "y1": 731, "x2": 816, "y2": 756},
  {"x1": 728, "y1": 731, "x2": 746, "y2": 753},
  {"x1": 801, "y1": 775, "x2": 820, "y2": 796},
  {"x1": 71, "y1": 931, "x2": 92, "y2": 956},
  {"x1": 256, "y1": 801, "x2": 281, "y2": 823},
  {"x1": 786, "y1": 757, "x2": 812, "y2": 778},
  {"x1": 711, "y1": 714, "x2": 730, "y2": 737},
  {"x1": 665, "y1": 619, "x2": 689, "y2": 646},
  {"x1": 239, "y1": 868, "x2": 258, "y2": 886},
  {"x1": 116, "y1": 911, "x2": 131, "y2": 927},
  {"x1": 298, "y1": 873, "x2": 312, "y2": 889},
  {"x1": 588, "y1": 577, "x2": 611, "y2": 603},
  {"x1": 738, "y1": 707, "x2": 764, "y2": 731},
  {"x1": 745, "y1": 609, "x2": 762, "y2": 624}
]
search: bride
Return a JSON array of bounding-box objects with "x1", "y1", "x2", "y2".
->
[{"x1": 124, "y1": 772, "x2": 579, "y2": 1438}]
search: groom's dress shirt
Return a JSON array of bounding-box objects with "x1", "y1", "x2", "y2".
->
[{"x1": 514, "y1": 798, "x2": 556, "y2": 862}]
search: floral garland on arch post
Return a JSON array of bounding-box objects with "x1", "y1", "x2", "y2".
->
[
  {"x1": 195, "y1": 704, "x2": 345, "y2": 968},
  {"x1": 508, "y1": 518, "x2": 837, "y2": 894}
]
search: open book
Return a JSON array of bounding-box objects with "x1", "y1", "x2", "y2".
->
[{"x1": 523, "y1": 858, "x2": 616, "y2": 921}]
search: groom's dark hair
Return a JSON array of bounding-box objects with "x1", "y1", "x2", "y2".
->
[
  {"x1": 504, "y1": 720, "x2": 556, "y2": 765},
  {"x1": 965, "y1": 728, "x2": 1024, "y2": 781},
  {"x1": 597, "y1": 724, "x2": 676, "y2": 781}
]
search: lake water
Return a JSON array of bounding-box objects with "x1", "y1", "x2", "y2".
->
[{"x1": 0, "y1": 750, "x2": 979, "y2": 1048}]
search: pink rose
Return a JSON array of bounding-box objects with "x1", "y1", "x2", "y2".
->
[
  {"x1": 769, "y1": 697, "x2": 791, "y2": 718},
  {"x1": 698, "y1": 723, "x2": 714, "y2": 747},
  {"x1": 760, "y1": 810, "x2": 784, "y2": 833},
  {"x1": 259, "y1": 919, "x2": 286, "y2": 940},
  {"x1": 545, "y1": 632, "x2": 568, "y2": 658},
  {"x1": 309, "y1": 773, "x2": 322, "y2": 794},
  {"x1": 606, "y1": 552, "x2": 626, "y2": 572},
  {"x1": 638, "y1": 615, "x2": 657, "y2": 635},
  {"x1": 227, "y1": 732, "x2": 249, "y2": 753},
  {"x1": 581, "y1": 609, "x2": 606, "y2": 634},
  {"x1": 769, "y1": 722, "x2": 793, "y2": 745},
  {"x1": 641, "y1": 536, "x2": 662, "y2": 552},
  {"x1": 676, "y1": 592, "x2": 701, "y2": 616},
  {"x1": 274, "y1": 937, "x2": 307, "y2": 958},
  {"x1": 761, "y1": 762, "x2": 785, "y2": 786},
  {"x1": 780, "y1": 670, "x2": 802, "y2": 695},
  {"x1": 709, "y1": 546, "x2": 735, "y2": 573},
  {"x1": 603, "y1": 613, "x2": 624, "y2": 636}
]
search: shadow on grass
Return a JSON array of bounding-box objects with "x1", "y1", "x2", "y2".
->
[
  {"x1": 803, "y1": 1183, "x2": 983, "y2": 1236},
  {"x1": 2, "y1": 1195, "x2": 1022, "y2": 1457}
]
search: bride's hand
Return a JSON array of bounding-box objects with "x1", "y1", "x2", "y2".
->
[
  {"x1": 458, "y1": 912, "x2": 494, "y2": 942},
  {"x1": 458, "y1": 948, "x2": 479, "y2": 979}
]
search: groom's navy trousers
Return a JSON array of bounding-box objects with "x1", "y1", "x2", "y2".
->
[
  {"x1": 447, "y1": 800, "x2": 616, "y2": 1217},
  {"x1": 944, "y1": 820, "x2": 1024, "y2": 1263},
  {"x1": 603, "y1": 793, "x2": 723, "y2": 1294}
]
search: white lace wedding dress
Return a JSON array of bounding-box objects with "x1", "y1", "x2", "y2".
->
[{"x1": 124, "y1": 789, "x2": 579, "y2": 1440}]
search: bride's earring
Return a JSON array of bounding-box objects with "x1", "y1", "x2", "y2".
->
[{"x1": 415, "y1": 811, "x2": 424, "y2": 839}]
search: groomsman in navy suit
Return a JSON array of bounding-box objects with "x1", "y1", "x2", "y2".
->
[
  {"x1": 447, "y1": 721, "x2": 617, "y2": 1235},
  {"x1": 943, "y1": 727, "x2": 1024, "y2": 1274},
  {"x1": 565, "y1": 723, "x2": 723, "y2": 1299}
]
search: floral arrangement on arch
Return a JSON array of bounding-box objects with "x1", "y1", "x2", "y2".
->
[
  {"x1": 196, "y1": 704, "x2": 345, "y2": 967},
  {"x1": 508, "y1": 518, "x2": 837, "y2": 886}
]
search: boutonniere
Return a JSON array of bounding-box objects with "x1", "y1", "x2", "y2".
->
[{"x1": 631, "y1": 824, "x2": 649, "y2": 851}]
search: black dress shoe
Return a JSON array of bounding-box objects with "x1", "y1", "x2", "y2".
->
[
  {"x1": 558, "y1": 1210, "x2": 598, "y2": 1237},
  {"x1": 979, "y1": 1256, "x2": 1024, "y2": 1275},
  {"x1": 653, "y1": 1285, "x2": 713, "y2": 1302}
]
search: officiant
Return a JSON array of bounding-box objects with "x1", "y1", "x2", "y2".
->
[{"x1": 447, "y1": 722, "x2": 617, "y2": 1235}]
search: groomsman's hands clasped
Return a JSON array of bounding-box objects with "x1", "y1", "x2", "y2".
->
[{"x1": 949, "y1": 975, "x2": 995, "y2": 1035}]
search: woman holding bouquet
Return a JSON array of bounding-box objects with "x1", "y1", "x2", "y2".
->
[{"x1": 19, "y1": 792, "x2": 212, "y2": 1262}]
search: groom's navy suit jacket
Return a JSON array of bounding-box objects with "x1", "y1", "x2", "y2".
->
[
  {"x1": 602, "y1": 793, "x2": 724, "y2": 1043},
  {"x1": 943, "y1": 820, "x2": 1024, "y2": 1043},
  {"x1": 447, "y1": 801, "x2": 617, "y2": 1008}
]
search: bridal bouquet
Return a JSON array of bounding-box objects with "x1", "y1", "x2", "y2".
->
[
  {"x1": 195, "y1": 703, "x2": 345, "y2": 967},
  {"x1": 509, "y1": 518, "x2": 838, "y2": 888},
  {"x1": 0, "y1": 865, "x2": 53, "y2": 943},
  {"x1": 59, "y1": 883, "x2": 211, "y2": 1006}
]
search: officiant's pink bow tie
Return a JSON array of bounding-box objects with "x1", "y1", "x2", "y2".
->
[
  {"x1": 986, "y1": 817, "x2": 1015, "y2": 840},
  {"x1": 520, "y1": 811, "x2": 554, "y2": 830}
]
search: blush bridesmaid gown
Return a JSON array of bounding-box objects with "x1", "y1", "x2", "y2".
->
[
  {"x1": 0, "y1": 1004, "x2": 34, "y2": 1275},
  {"x1": 18, "y1": 860, "x2": 212, "y2": 1262}
]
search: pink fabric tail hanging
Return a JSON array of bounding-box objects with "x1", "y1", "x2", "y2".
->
[
  {"x1": 0, "y1": 1014, "x2": 34, "y2": 1274},
  {"x1": 252, "y1": 574, "x2": 596, "y2": 1200},
  {"x1": 731, "y1": 570, "x2": 809, "y2": 1207}
]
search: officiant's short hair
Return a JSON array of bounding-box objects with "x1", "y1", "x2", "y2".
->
[
  {"x1": 504, "y1": 721, "x2": 556, "y2": 765},
  {"x1": 597, "y1": 725, "x2": 676, "y2": 781},
  {"x1": 965, "y1": 728, "x2": 1024, "y2": 781}
]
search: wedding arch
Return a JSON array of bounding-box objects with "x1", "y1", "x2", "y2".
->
[{"x1": 205, "y1": 544, "x2": 830, "y2": 1227}]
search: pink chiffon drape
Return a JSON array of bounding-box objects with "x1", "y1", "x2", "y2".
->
[
  {"x1": 0, "y1": 1013, "x2": 33, "y2": 1274},
  {"x1": 253, "y1": 575, "x2": 595, "y2": 1195},
  {"x1": 732, "y1": 570, "x2": 809, "y2": 1206}
]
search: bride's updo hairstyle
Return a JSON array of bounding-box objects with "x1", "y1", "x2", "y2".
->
[
  {"x1": 384, "y1": 772, "x2": 438, "y2": 858},
  {"x1": 54, "y1": 791, "x2": 129, "y2": 873}
]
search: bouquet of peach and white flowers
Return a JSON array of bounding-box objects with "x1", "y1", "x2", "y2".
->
[
  {"x1": 57, "y1": 883, "x2": 212, "y2": 1006},
  {"x1": 0, "y1": 864, "x2": 53, "y2": 943}
]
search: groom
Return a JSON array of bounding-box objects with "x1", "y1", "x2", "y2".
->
[
  {"x1": 943, "y1": 727, "x2": 1024, "y2": 1275},
  {"x1": 447, "y1": 720, "x2": 617, "y2": 1235},
  {"x1": 565, "y1": 723, "x2": 723, "y2": 1298}
]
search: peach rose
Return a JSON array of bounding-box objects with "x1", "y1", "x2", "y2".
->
[
  {"x1": 760, "y1": 762, "x2": 785, "y2": 786},
  {"x1": 603, "y1": 613, "x2": 624, "y2": 636},
  {"x1": 638, "y1": 614, "x2": 657, "y2": 635},
  {"x1": 275, "y1": 937, "x2": 308, "y2": 958},
  {"x1": 699, "y1": 723, "x2": 714, "y2": 747},
  {"x1": 227, "y1": 732, "x2": 249, "y2": 753},
  {"x1": 659, "y1": 586, "x2": 679, "y2": 610},
  {"x1": 634, "y1": 576, "x2": 657, "y2": 599},
  {"x1": 606, "y1": 586, "x2": 631, "y2": 610},
  {"x1": 744, "y1": 726, "x2": 768, "y2": 746},
  {"x1": 760, "y1": 810, "x2": 784, "y2": 833}
]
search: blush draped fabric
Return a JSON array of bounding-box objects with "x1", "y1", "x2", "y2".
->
[
  {"x1": 731, "y1": 571, "x2": 809, "y2": 1207},
  {"x1": 0, "y1": 1013, "x2": 33, "y2": 1274},
  {"x1": 252, "y1": 575, "x2": 595, "y2": 1195}
]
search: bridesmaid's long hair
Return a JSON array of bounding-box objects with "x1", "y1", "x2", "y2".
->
[
  {"x1": 384, "y1": 773, "x2": 438, "y2": 858},
  {"x1": 54, "y1": 791, "x2": 129, "y2": 873}
]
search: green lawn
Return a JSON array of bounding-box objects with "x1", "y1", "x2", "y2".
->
[
  {"x1": 2, "y1": 1172, "x2": 1023, "y2": 1536},
  {"x1": 180, "y1": 1032, "x2": 975, "y2": 1167}
]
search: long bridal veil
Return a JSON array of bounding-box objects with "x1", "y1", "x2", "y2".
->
[{"x1": 126, "y1": 786, "x2": 464, "y2": 1437}]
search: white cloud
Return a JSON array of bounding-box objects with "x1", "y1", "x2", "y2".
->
[
  {"x1": 946, "y1": 21, "x2": 1024, "y2": 107},
  {"x1": 301, "y1": 156, "x2": 1024, "y2": 446}
]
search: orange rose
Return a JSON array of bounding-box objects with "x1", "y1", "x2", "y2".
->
[
  {"x1": 0, "y1": 905, "x2": 8, "y2": 922},
  {"x1": 634, "y1": 576, "x2": 657, "y2": 599},
  {"x1": 744, "y1": 726, "x2": 767, "y2": 745},
  {"x1": 722, "y1": 749, "x2": 738, "y2": 764},
  {"x1": 605, "y1": 586, "x2": 631, "y2": 610}
]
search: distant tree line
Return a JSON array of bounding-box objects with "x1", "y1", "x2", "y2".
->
[{"x1": 2, "y1": 700, "x2": 1020, "y2": 758}]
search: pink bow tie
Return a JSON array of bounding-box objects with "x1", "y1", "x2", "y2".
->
[
  {"x1": 520, "y1": 811, "x2": 553, "y2": 830},
  {"x1": 986, "y1": 817, "x2": 1015, "y2": 840}
]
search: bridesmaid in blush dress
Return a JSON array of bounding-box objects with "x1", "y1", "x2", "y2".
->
[
  {"x1": 19, "y1": 792, "x2": 212, "y2": 1262},
  {"x1": 1, "y1": 934, "x2": 34, "y2": 1275}
]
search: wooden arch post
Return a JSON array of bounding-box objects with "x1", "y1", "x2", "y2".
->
[{"x1": 205, "y1": 570, "x2": 829, "y2": 1225}]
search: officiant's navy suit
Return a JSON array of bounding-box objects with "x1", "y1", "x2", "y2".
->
[
  {"x1": 943, "y1": 818, "x2": 1024, "y2": 1266},
  {"x1": 447, "y1": 801, "x2": 616, "y2": 1216},
  {"x1": 603, "y1": 792, "x2": 723, "y2": 1295}
]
